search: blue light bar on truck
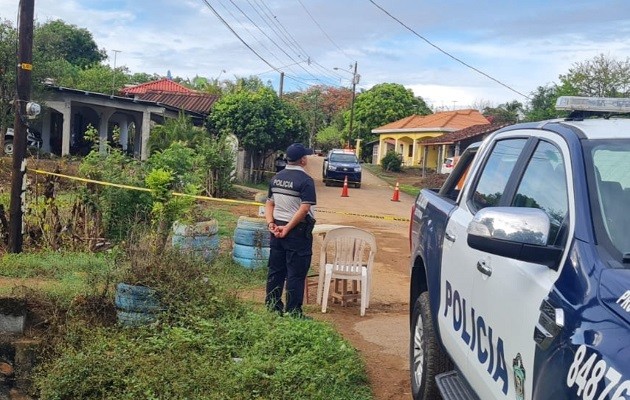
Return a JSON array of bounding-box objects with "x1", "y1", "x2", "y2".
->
[{"x1": 556, "y1": 96, "x2": 630, "y2": 113}]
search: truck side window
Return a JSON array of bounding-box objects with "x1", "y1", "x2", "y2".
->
[
  {"x1": 512, "y1": 141, "x2": 568, "y2": 245},
  {"x1": 471, "y1": 139, "x2": 527, "y2": 211}
]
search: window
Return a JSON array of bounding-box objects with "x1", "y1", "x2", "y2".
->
[
  {"x1": 471, "y1": 139, "x2": 527, "y2": 211},
  {"x1": 512, "y1": 141, "x2": 568, "y2": 245},
  {"x1": 588, "y1": 140, "x2": 630, "y2": 255},
  {"x1": 330, "y1": 153, "x2": 358, "y2": 163}
]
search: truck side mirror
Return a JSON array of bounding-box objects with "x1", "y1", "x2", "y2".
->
[{"x1": 467, "y1": 207, "x2": 563, "y2": 269}]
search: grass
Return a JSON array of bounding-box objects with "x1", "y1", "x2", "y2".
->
[
  {"x1": 1, "y1": 239, "x2": 372, "y2": 399},
  {"x1": 363, "y1": 164, "x2": 422, "y2": 197},
  {"x1": 0, "y1": 251, "x2": 116, "y2": 302},
  {"x1": 0, "y1": 156, "x2": 373, "y2": 399}
]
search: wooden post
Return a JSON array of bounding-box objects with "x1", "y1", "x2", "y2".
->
[{"x1": 9, "y1": 0, "x2": 35, "y2": 253}]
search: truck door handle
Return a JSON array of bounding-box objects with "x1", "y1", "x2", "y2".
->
[
  {"x1": 445, "y1": 231, "x2": 456, "y2": 242},
  {"x1": 477, "y1": 260, "x2": 492, "y2": 276}
]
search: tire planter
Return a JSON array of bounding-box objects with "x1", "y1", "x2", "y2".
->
[
  {"x1": 232, "y1": 243, "x2": 270, "y2": 259},
  {"x1": 254, "y1": 192, "x2": 267, "y2": 203},
  {"x1": 232, "y1": 256, "x2": 269, "y2": 269},
  {"x1": 172, "y1": 220, "x2": 220, "y2": 261},
  {"x1": 115, "y1": 283, "x2": 162, "y2": 327},
  {"x1": 232, "y1": 216, "x2": 270, "y2": 269}
]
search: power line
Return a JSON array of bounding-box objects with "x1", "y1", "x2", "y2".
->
[
  {"x1": 199, "y1": 0, "x2": 278, "y2": 72},
  {"x1": 216, "y1": 0, "x2": 286, "y2": 67},
  {"x1": 368, "y1": 0, "x2": 530, "y2": 100},
  {"x1": 297, "y1": 0, "x2": 353, "y2": 61},
  {"x1": 200, "y1": 0, "x2": 345, "y2": 90},
  {"x1": 248, "y1": 0, "x2": 341, "y2": 86}
]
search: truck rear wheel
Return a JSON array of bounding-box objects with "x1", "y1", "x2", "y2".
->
[
  {"x1": 4, "y1": 139, "x2": 13, "y2": 155},
  {"x1": 410, "y1": 291, "x2": 452, "y2": 400}
]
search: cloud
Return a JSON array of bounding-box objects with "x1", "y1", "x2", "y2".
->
[{"x1": 2, "y1": 0, "x2": 630, "y2": 106}]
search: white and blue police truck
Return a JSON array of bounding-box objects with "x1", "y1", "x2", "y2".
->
[{"x1": 409, "y1": 96, "x2": 630, "y2": 400}]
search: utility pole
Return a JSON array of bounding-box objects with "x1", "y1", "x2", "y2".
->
[
  {"x1": 9, "y1": 0, "x2": 35, "y2": 253},
  {"x1": 111, "y1": 49, "x2": 121, "y2": 95},
  {"x1": 348, "y1": 61, "x2": 358, "y2": 154},
  {"x1": 278, "y1": 71, "x2": 284, "y2": 99}
]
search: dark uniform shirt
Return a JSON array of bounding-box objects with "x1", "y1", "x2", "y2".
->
[{"x1": 267, "y1": 165, "x2": 316, "y2": 223}]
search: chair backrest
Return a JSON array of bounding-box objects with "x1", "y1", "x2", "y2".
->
[{"x1": 320, "y1": 227, "x2": 377, "y2": 276}]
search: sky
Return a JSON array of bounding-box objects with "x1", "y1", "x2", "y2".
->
[{"x1": 1, "y1": 0, "x2": 630, "y2": 111}]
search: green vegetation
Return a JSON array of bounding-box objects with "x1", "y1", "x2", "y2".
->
[
  {"x1": 0, "y1": 244, "x2": 370, "y2": 399},
  {"x1": 380, "y1": 150, "x2": 403, "y2": 172}
]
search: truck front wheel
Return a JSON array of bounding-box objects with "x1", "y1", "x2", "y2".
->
[{"x1": 410, "y1": 291, "x2": 452, "y2": 400}]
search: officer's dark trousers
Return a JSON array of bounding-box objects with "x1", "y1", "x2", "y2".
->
[{"x1": 265, "y1": 222, "x2": 313, "y2": 314}]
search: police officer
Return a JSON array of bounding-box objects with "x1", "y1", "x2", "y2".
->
[
  {"x1": 265, "y1": 143, "x2": 316, "y2": 318},
  {"x1": 274, "y1": 153, "x2": 287, "y2": 172}
]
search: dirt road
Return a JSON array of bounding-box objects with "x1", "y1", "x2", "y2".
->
[{"x1": 304, "y1": 155, "x2": 414, "y2": 400}]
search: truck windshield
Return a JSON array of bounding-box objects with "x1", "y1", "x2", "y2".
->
[
  {"x1": 587, "y1": 139, "x2": 630, "y2": 259},
  {"x1": 330, "y1": 153, "x2": 358, "y2": 163}
]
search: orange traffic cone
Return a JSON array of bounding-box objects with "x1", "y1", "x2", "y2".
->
[
  {"x1": 341, "y1": 176, "x2": 349, "y2": 197},
  {"x1": 391, "y1": 181, "x2": 400, "y2": 202}
]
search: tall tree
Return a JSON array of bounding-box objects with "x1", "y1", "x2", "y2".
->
[
  {"x1": 56, "y1": 64, "x2": 131, "y2": 94},
  {"x1": 483, "y1": 100, "x2": 524, "y2": 124},
  {"x1": 222, "y1": 76, "x2": 267, "y2": 94},
  {"x1": 0, "y1": 20, "x2": 17, "y2": 155},
  {"x1": 210, "y1": 87, "x2": 306, "y2": 181},
  {"x1": 350, "y1": 83, "x2": 429, "y2": 148},
  {"x1": 34, "y1": 19, "x2": 106, "y2": 69},
  {"x1": 524, "y1": 84, "x2": 577, "y2": 122},
  {"x1": 559, "y1": 53, "x2": 630, "y2": 97}
]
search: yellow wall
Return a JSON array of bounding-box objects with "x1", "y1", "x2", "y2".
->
[{"x1": 377, "y1": 131, "x2": 442, "y2": 167}]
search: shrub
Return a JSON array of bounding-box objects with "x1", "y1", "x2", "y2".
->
[
  {"x1": 78, "y1": 149, "x2": 151, "y2": 240},
  {"x1": 381, "y1": 150, "x2": 403, "y2": 172}
]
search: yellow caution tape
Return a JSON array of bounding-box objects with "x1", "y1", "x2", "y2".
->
[
  {"x1": 29, "y1": 168, "x2": 409, "y2": 221},
  {"x1": 316, "y1": 208, "x2": 410, "y2": 222},
  {"x1": 30, "y1": 169, "x2": 262, "y2": 206}
]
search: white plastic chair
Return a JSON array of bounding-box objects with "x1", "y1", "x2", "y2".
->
[{"x1": 318, "y1": 227, "x2": 376, "y2": 316}]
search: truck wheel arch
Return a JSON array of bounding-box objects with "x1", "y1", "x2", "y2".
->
[{"x1": 410, "y1": 255, "x2": 428, "y2": 321}]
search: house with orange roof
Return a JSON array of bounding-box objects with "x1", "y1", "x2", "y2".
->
[
  {"x1": 120, "y1": 78, "x2": 194, "y2": 95},
  {"x1": 371, "y1": 109, "x2": 489, "y2": 170}
]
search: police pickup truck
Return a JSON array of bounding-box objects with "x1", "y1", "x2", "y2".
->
[{"x1": 409, "y1": 97, "x2": 630, "y2": 400}]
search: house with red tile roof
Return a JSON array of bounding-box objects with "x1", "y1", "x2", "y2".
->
[
  {"x1": 121, "y1": 78, "x2": 219, "y2": 116},
  {"x1": 35, "y1": 78, "x2": 220, "y2": 161},
  {"x1": 120, "y1": 78, "x2": 194, "y2": 95},
  {"x1": 371, "y1": 109, "x2": 490, "y2": 170}
]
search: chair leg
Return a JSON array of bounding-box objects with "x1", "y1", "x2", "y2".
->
[
  {"x1": 365, "y1": 269, "x2": 371, "y2": 309},
  {"x1": 360, "y1": 272, "x2": 368, "y2": 316},
  {"x1": 321, "y1": 268, "x2": 332, "y2": 313},
  {"x1": 316, "y1": 267, "x2": 325, "y2": 305}
]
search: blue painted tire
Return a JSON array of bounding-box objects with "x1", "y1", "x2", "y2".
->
[
  {"x1": 115, "y1": 283, "x2": 162, "y2": 313},
  {"x1": 172, "y1": 220, "x2": 219, "y2": 236},
  {"x1": 232, "y1": 256, "x2": 268, "y2": 269},
  {"x1": 173, "y1": 233, "x2": 220, "y2": 251},
  {"x1": 254, "y1": 192, "x2": 267, "y2": 203},
  {"x1": 172, "y1": 220, "x2": 221, "y2": 261},
  {"x1": 236, "y1": 216, "x2": 268, "y2": 231},
  {"x1": 232, "y1": 243, "x2": 270, "y2": 259},
  {"x1": 233, "y1": 227, "x2": 270, "y2": 247},
  {"x1": 117, "y1": 310, "x2": 158, "y2": 327}
]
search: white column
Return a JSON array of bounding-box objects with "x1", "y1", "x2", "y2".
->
[
  {"x1": 41, "y1": 112, "x2": 51, "y2": 153},
  {"x1": 61, "y1": 101, "x2": 71, "y2": 156},
  {"x1": 98, "y1": 110, "x2": 114, "y2": 154},
  {"x1": 120, "y1": 119, "x2": 129, "y2": 151},
  {"x1": 140, "y1": 111, "x2": 151, "y2": 160}
]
